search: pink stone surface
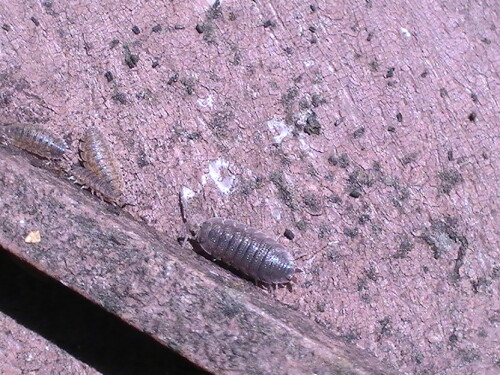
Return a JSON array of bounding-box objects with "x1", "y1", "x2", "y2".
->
[
  {"x1": 0, "y1": 312, "x2": 101, "y2": 375},
  {"x1": 0, "y1": 148, "x2": 397, "y2": 375},
  {"x1": 0, "y1": 0, "x2": 498, "y2": 374}
]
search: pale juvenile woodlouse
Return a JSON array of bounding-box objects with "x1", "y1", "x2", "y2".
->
[
  {"x1": 79, "y1": 128, "x2": 123, "y2": 195},
  {"x1": 0, "y1": 123, "x2": 68, "y2": 159},
  {"x1": 180, "y1": 189, "x2": 298, "y2": 285},
  {"x1": 69, "y1": 164, "x2": 121, "y2": 203}
]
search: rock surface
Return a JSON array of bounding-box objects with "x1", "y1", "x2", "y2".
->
[{"x1": 0, "y1": 0, "x2": 498, "y2": 374}]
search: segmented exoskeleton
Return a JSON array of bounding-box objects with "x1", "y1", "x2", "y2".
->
[
  {"x1": 69, "y1": 164, "x2": 121, "y2": 203},
  {"x1": 79, "y1": 128, "x2": 123, "y2": 195},
  {"x1": 196, "y1": 217, "x2": 297, "y2": 285},
  {"x1": 1, "y1": 123, "x2": 68, "y2": 159}
]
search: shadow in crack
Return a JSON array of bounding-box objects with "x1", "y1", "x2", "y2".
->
[{"x1": 0, "y1": 247, "x2": 208, "y2": 375}]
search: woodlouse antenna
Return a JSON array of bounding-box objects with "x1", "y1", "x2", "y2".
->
[
  {"x1": 179, "y1": 186, "x2": 196, "y2": 246},
  {"x1": 179, "y1": 186, "x2": 193, "y2": 224}
]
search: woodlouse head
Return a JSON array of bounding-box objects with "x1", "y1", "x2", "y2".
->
[{"x1": 260, "y1": 248, "x2": 296, "y2": 285}]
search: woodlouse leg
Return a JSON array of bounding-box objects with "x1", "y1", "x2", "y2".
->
[
  {"x1": 255, "y1": 280, "x2": 267, "y2": 289},
  {"x1": 181, "y1": 222, "x2": 192, "y2": 248},
  {"x1": 115, "y1": 196, "x2": 135, "y2": 209},
  {"x1": 269, "y1": 283, "x2": 278, "y2": 295},
  {"x1": 255, "y1": 280, "x2": 276, "y2": 293}
]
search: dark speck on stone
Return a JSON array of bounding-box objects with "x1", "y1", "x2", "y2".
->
[
  {"x1": 328, "y1": 153, "x2": 350, "y2": 168},
  {"x1": 132, "y1": 25, "x2": 140, "y2": 34},
  {"x1": 152, "y1": 60, "x2": 159, "y2": 68},
  {"x1": 112, "y1": 93, "x2": 127, "y2": 105},
  {"x1": 334, "y1": 117, "x2": 344, "y2": 126},
  {"x1": 104, "y1": 71, "x2": 114, "y2": 82},
  {"x1": 311, "y1": 94, "x2": 326, "y2": 107},
  {"x1": 284, "y1": 229, "x2": 295, "y2": 240},
  {"x1": 369, "y1": 60, "x2": 379, "y2": 72},
  {"x1": 468, "y1": 112, "x2": 477, "y2": 122},
  {"x1": 30, "y1": 17, "x2": 40, "y2": 26},
  {"x1": 358, "y1": 214, "x2": 370, "y2": 224},
  {"x1": 2, "y1": 24, "x2": 11, "y2": 31},
  {"x1": 353, "y1": 127, "x2": 365, "y2": 138},
  {"x1": 195, "y1": 24, "x2": 204, "y2": 33},
  {"x1": 309, "y1": 26, "x2": 317, "y2": 33},
  {"x1": 438, "y1": 169, "x2": 464, "y2": 194},
  {"x1": 387, "y1": 126, "x2": 396, "y2": 132},
  {"x1": 396, "y1": 113, "x2": 403, "y2": 122},
  {"x1": 344, "y1": 227, "x2": 359, "y2": 238},
  {"x1": 384, "y1": 67, "x2": 395, "y2": 78},
  {"x1": 125, "y1": 54, "x2": 139, "y2": 68},
  {"x1": 304, "y1": 113, "x2": 321, "y2": 135},
  {"x1": 349, "y1": 190, "x2": 361, "y2": 198},
  {"x1": 327, "y1": 155, "x2": 338, "y2": 166},
  {"x1": 263, "y1": 20, "x2": 276, "y2": 28},
  {"x1": 167, "y1": 73, "x2": 179, "y2": 84},
  {"x1": 152, "y1": 24, "x2": 162, "y2": 33}
]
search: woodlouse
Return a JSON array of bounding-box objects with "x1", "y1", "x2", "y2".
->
[
  {"x1": 79, "y1": 128, "x2": 123, "y2": 195},
  {"x1": 0, "y1": 123, "x2": 68, "y2": 159},
  {"x1": 195, "y1": 218, "x2": 297, "y2": 285},
  {"x1": 69, "y1": 164, "x2": 121, "y2": 203}
]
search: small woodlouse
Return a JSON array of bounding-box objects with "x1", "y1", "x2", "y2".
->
[
  {"x1": 79, "y1": 128, "x2": 123, "y2": 194},
  {"x1": 196, "y1": 218, "x2": 297, "y2": 285},
  {"x1": 0, "y1": 123, "x2": 68, "y2": 159},
  {"x1": 70, "y1": 164, "x2": 120, "y2": 203}
]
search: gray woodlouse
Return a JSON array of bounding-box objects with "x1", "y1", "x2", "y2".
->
[
  {"x1": 79, "y1": 128, "x2": 123, "y2": 195},
  {"x1": 69, "y1": 164, "x2": 121, "y2": 203},
  {"x1": 0, "y1": 123, "x2": 68, "y2": 159},
  {"x1": 195, "y1": 217, "x2": 297, "y2": 285}
]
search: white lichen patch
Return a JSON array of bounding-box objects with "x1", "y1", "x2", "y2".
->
[
  {"x1": 180, "y1": 186, "x2": 196, "y2": 201},
  {"x1": 400, "y1": 27, "x2": 411, "y2": 38},
  {"x1": 197, "y1": 95, "x2": 214, "y2": 109},
  {"x1": 202, "y1": 158, "x2": 236, "y2": 195},
  {"x1": 267, "y1": 118, "x2": 291, "y2": 144}
]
